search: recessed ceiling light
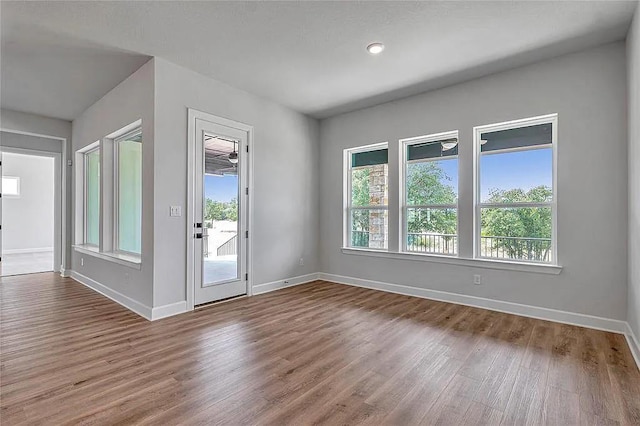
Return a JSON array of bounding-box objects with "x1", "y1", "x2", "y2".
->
[{"x1": 367, "y1": 42, "x2": 385, "y2": 55}]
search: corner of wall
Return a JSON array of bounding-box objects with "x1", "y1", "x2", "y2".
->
[{"x1": 627, "y1": 2, "x2": 640, "y2": 340}]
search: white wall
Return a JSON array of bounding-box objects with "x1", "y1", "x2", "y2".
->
[
  {"x1": 628, "y1": 5, "x2": 640, "y2": 338},
  {"x1": 1, "y1": 109, "x2": 71, "y2": 141},
  {"x1": 71, "y1": 59, "x2": 154, "y2": 306},
  {"x1": 319, "y1": 42, "x2": 628, "y2": 321},
  {"x1": 1, "y1": 131, "x2": 63, "y2": 154},
  {"x1": 1, "y1": 153, "x2": 55, "y2": 252},
  {"x1": 153, "y1": 58, "x2": 320, "y2": 307},
  {"x1": 0, "y1": 109, "x2": 71, "y2": 270}
]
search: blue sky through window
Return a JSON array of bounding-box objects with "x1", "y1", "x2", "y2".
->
[
  {"x1": 480, "y1": 148, "x2": 552, "y2": 201},
  {"x1": 205, "y1": 174, "x2": 238, "y2": 202},
  {"x1": 433, "y1": 148, "x2": 552, "y2": 202}
]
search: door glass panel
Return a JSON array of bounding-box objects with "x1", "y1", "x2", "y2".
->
[{"x1": 203, "y1": 134, "x2": 239, "y2": 285}]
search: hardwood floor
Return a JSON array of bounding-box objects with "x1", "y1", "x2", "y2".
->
[{"x1": 1, "y1": 273, "x2": 639, "y2": 425}]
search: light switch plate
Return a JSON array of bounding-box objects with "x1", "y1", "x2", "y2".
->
[{"x1": 170, "y1": 206, "x2": 182, "y2": 217}]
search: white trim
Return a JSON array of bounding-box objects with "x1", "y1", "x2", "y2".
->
[
  {"x1": 252, "y1": 273, "x2": 320, "y2": 295},
  {"x1": 70, "y1": 270, "x2": 152, "y2": 320},
  {"x1": 625, "y1": 323, "x2": 640, "y2": 371},
  {"x1": 341, "y1": 247, "x2": 562, "y2": 274},
  {"x1": 151, "y1": 301, "x2": 188, "y2": 320},
  {"x1": 73, "y1": 245, "x2": 141, "y2": 270},
  {"x1": 2, "y1": 247, "x2": 54, "y2": 254},
  {"x1": 106, "y1": 119, "x2": 142, "y2": 140},
  {"x1": 60, "y1": 268, "x2": 70, "y2": 278},
  {"x1": 318, "y1": 272, "x2": 626, "y2": 334}
]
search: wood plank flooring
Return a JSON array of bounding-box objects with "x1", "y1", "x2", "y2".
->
[{"x1": 1, "y1": 273, "x2": 639, "y2": 425}]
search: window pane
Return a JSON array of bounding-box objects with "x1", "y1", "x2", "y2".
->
[
  {"x1": 406, "y1": 159, "x2": 458, "y2": 205},
  {"x1": 351, "y1": 164, "x2": 388, "y2": 207},
  {"x1": 351, "y1": 148, "x2": 388, "y2": 167},
  {"x1": 480, "y1": 206, "x2": 552, "y2": 262},
  {"x1": 480, "y1": 123, "x2": 551, "y2": 153},
  {"x1": 406, "y1": 208, "x2": 457, "y2": 254},
  {"x1": 351, "y1": 209, "x2": 388, "y2": 249},
  {"x1": 118, "y1": 138, "x2": 142, "y2": 254},
  {"x1": 86, "y1": 150, "x2": 100, "y2": 245},
  {"x1": 407, "y1": 138, "x2": 458, "y2": 160},
  {"x1": 480, "y1": 148, "x2": 552, "y2": 203}
]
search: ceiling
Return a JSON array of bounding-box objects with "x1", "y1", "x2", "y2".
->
[
  {"x1": 1, "y1": 20, "x2": 150, "y2": 120},
  {"x1": 1, "y1": 1, "x2": 637, "y2": 120},
  {"x1": 204, "y1": 135, "x2": 239, "y2": 175}
]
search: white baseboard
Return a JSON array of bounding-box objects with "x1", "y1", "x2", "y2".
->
[
  {"x1": 3, "y1": 247, "x2": 54, "y2": 254},
  {"x1": 151, "y1": 301, "x2": 187, "y2": 320},
  {"x1": 625, "y1": 323, "x2": 640, "y2": 371},
  {"x1": 318, "y1": 272, "x2": 628, "y2": 335},
  {"x1": 70, "y1": 270, "x2": 152, "y2": 320},
  {"x1": 252, "y1": 272, "x2": 320, "y2": 295},
  {"x1": 62, "y1": 268, "x2": 640, "y2": 371},
  {"x1": 60, "y1": 268, "x2": 70, "y2": 278}
]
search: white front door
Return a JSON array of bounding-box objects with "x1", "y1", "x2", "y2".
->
[{"x1": 194, "y1": 118, "x2": 248, "y2": 305}]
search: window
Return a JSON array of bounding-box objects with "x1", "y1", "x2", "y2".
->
[
  {"x1": 346, "y1": 144, "x2": 388, "y2": 249},
  {"x1": 84, "y1": 147, "x2": 100, "y2": 246},
  {"x1": 115, "y1": 129, "x2": 142, "y2": 254},
  {"x1": 475, "y1": 114, "x2": 556, "y2": 263},
  {"x1": 2, "y1": 176, "x2": 20, "y2": 197},
  {"x1": 402, "y1": 131, "x2": 459, "y2": 255}
]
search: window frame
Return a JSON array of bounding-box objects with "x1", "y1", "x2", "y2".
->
[
  {"x1": 83, "y1": 145, "x2": 100, "y2": 247},
  {"x1": 113, "y1": 127, "x2": 142, "y2": 256},
  {"x1": 400, "y1": 130, "x2": 459, "y2": 256},
  {"x1": 343, "y1": 142, "x2": 389, "y2": 251},
  {"x1": 473, "y1": 113, "x2": 558, "y2": 265}
]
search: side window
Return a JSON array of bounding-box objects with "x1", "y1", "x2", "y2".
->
[{"x1": 346, "y1": 144, "x2": 389, "y2": 250}]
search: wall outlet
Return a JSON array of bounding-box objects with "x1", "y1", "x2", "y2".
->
[
  {"x1": 473, "y1": 274, "x2": 482, "y2": 285},
  {"x1": 299, "y1": 257, "x2": 304, "y2": 266},
  {"x1": 81, "y1": 257, "x2": 84, "y2": 267}
]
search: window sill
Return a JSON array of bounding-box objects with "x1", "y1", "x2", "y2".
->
[
  {"x1": 73, "y1": 245, "x2": 142, "y2": 270},
  {"x1": 340, "y1": 247, "x2": 562, "y2": 275}
]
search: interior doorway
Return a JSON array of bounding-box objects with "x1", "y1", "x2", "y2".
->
[{"x1": 1, "y1": 150, "x2": 59, "y2": 276}]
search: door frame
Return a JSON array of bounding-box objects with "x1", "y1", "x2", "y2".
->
[
  {"x1": 0, "y1": 146, "x2": 64, "y2": 274},
  {"x1": 186, "y1": 108, "x2": 254, "y2": 311}
]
